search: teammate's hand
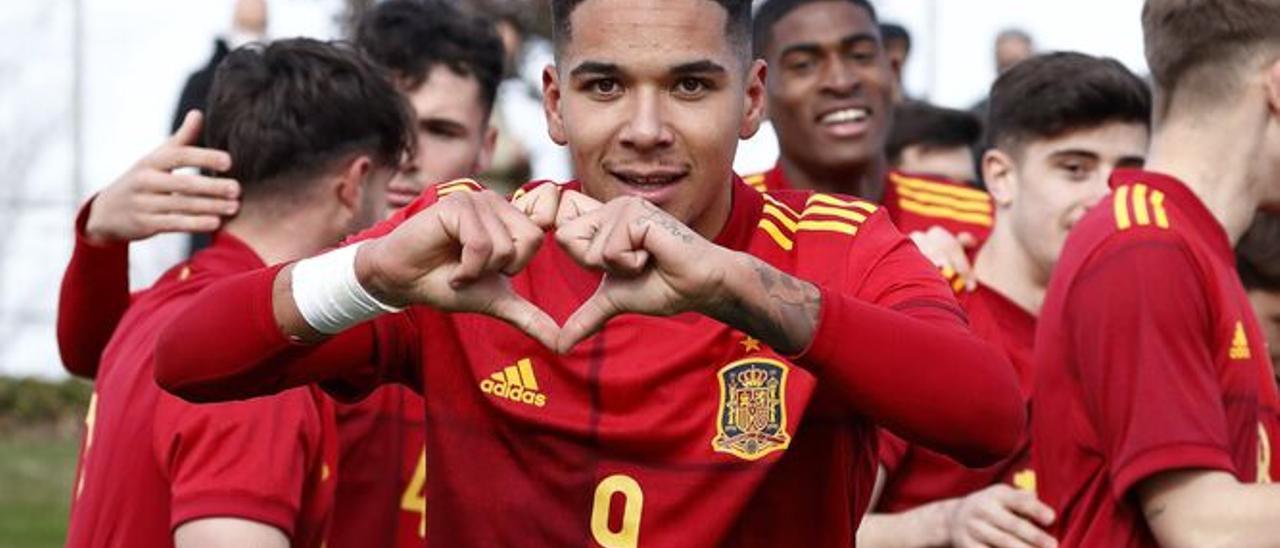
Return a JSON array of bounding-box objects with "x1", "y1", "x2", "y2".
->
[
  {"x1": 910, "y1": 227, "x2": 978, "y2": 291},
  {"x1": 553, "y1": 195, "x2": 730, "y2": 353},
  {"x1": 357, "y1": 189, "x2": 559, "y2": 350},
  {"x1": 84, "y1": 110, "x2": 240, "y2": 245},
  {"x1": 511, "y1": 183, "x2": 603, "y2": 231},
  {"x1": 948, "y1": 484, "x2": 1057, "y2": 548}
]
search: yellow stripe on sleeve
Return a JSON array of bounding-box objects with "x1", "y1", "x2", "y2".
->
[
  {"x1": 1132, "y1": 183, "x2": 1151, "y2": 226},
  {"x1": 801, "y1": 204, "x2": 868, "y2": 224},
  {"x1": 891, "y1": 173, "x2": 991, "y2": 202},
  {"x1": 806, "y1": 193, "x2": 878, "y2": 214},
  {"x1": 1150, "y1": 190, "x2": 1169, "y2": 229},
  {"x1": 1114, "y1": 186, "x2": 1132, "y2": 230},
  {"x1": 796, "y1": 220, "x2": 859, "y2": 236},
  {"x1": 897, "y1": 199, "x2": 994, "y2": 227},
  {"x1": 894, "y1": 185, "x2": 993, "y2": 214},
  {"x1": 757, "y1": 219, "x2": 795, "y2": 251}
]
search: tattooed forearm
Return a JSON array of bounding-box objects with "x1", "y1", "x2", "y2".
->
[{"x1": 705, "y1": 254, "x2": 821, "y2": 354}]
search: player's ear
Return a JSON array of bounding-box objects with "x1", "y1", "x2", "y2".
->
[
  {"x1": 1265, "y1": 58, "x2": 1280, "y2": 121},
  {"x1": 983, "y1": 148, "x2": 1017, "y2": 208},
  {"x1": 543, "y1": 64, "x2": 569, "y2": 146},
  {"x1": 335, "y1": 155, "x2": 374, "y2": 211},
  {"x1": 474, "y1": 124, "x2": 498, "y2": 174},
  {"x1": 740, "y1": 59, "x2": 768, "y2": 140}
]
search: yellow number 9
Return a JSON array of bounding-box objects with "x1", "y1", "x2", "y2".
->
[{"x1": 590, "y1": 474, "x2": 644, "y2": 548}]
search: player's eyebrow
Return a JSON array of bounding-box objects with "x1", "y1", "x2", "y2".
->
[
  {"x1": 569, "y1": 61, "x2": 621, "y2": 79},
  {"x1": 778, "y1": 32, "x2": 878, "y2": 58},
  {"x1": 669, "y1": 60, "x2": 728, "y2": 77},
  {"x1": 1049, "y1": 149, "x2": 1101, "y2": 161}
]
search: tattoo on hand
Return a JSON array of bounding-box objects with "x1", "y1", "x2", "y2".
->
[{"x1": 634, "y1": 201, "x2": 694, "y2": 243}]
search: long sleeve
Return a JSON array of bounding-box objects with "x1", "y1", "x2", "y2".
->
[
  {"x1": 57, "y1": 198, "x2": 131, "y2": 379},
  {"x1": 795, "y1": 219, "x2": 1024, "y2": 467}
]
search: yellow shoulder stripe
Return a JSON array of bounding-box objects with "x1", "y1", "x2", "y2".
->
[
  {"x1": 757, "y1": 192, "x2": 876, "y2": 250},
  {"x1": 891, "y1": 173, "x2": 990, "y2": 202},
  {"x1": 1115, "y1": 183, "x2": 1171, "y2": 231},
  {"x1": 897, "y1": 198, "x2": 993, "y2": 227},
  {"x1": 437, "y1": 179, "x2": 482, "y2": 196},
  {"x1": 894, "y1": 185, "x2": 993, "y2": 214}
]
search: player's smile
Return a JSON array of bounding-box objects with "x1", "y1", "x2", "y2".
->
[
  {"x1": 606, "y1": 164, "x2": 691, "y2": 204},
  {"x1": 815, "y1": 103, "x2": 874, "y2": 140}
]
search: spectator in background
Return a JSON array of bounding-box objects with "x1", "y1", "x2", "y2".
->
[
  {"x1": 173, "y1": 0, "x2": 268, "y2": 255},
  {"x1": 887, "y1": 101, "x2": 982, "y2": 184},
  {"x1": 880, "y1": 22, "x2": 912, "y2": 103},
  {"x1": 995, "y1": 28, "x2": 1035, "y2": 75},
  {"x1": 488, "y1": 9, "x2": 572, "y2": 184},
  {"x1": 1238, "y1": 212, "x2": 1280, "y2": 380}
]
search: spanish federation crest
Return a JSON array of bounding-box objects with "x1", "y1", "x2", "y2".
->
[{"x1": 712, "y1": 358, "x2": 791, "y2": 460}]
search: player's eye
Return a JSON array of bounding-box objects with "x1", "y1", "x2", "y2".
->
[
  {"x1": 847, "y1": 42, "x2": 879, "y2": 64},
  {"x1": 1059, "y1": 160, "x2": 1092, "y2": 181},
  {"x1": 673, "y1": 77, "x2": 712, "y2": 99},
  {"x1": 586, "y1": 78, "x2": 623, "y2": 99},
  {"x1": 783, "y1": 55, "x2": 818, "y2": 74}
]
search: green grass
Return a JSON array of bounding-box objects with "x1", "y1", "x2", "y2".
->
[{"x1": 0, "y1": 432, "x2": 79, "y2": 547}]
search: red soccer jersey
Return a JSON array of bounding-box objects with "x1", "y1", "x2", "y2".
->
[
  {"x1": 65, "y1": 233, "x2": 338, "y2": 548},
  {"x1": 157, "y1": 177, "x2": 1025, "y2": 547},
  {"x1": 328, "y1": 386, "x2": 427, "y2": 548},
  {"x1": 877, "y1": 284, "x2": 1036, "y2": 512},
  {"x1": 746, "y1": 165, "x2": 994, "y2": 245},
  {"x1": 1032, "y1": 169, "x2": 1280, "y2": 546}
]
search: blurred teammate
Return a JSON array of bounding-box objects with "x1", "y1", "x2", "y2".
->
[
  {"x1": 1033, "y1": 1, "x2": 1280, "y2": 544},
  {"x1": 62, "y1": 39, "x2": 413, "y2": 547},
  {"x1": 886, "y1": 101, "x2": 982, "y2": 184},
  {"x1": 750, "y1": 0, "x2": 994, "y2": 285},
  {"x1": 1239, "y1": 212, "x2": 1280, "y2": 381},
  {"x1": 859, "y1": 52, "x2": 1151, "y2": 548},
  {"x1": 151, "y1": 0, "x2": 1025, "y2": 545}
]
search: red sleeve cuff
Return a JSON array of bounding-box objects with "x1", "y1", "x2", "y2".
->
[
  {"x1": 170, "y1": 491, "x2": 297, "y2": 539},
  {"x1": 73, "y1": 196, "x2": 129, "y2": 271},
  {"x1": 1110, "y1": 442, "x2": 1236, "y2": 499}
]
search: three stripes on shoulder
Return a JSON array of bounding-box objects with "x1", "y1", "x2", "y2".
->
[{"x1": 757, "y1": 193, "x2": 878, "y2": 251}]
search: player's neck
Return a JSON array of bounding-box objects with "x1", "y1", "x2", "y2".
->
[
  {"x1": 223, "y1": 202, "x2": 343, "y2": 265},
  {"x1": 974, "y1": 221, "x2": 1046, "y2": 316},
  {"x1": 1145, "y1": 111, "x2": 1270, "y2": 245},
  {"x1": 779, "y1": 155, "x2": 886, "y2": 201}
]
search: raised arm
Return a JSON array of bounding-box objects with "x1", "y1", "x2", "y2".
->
[{"x1": 57, "y1": 111, "x2": 238, "y2": 378}]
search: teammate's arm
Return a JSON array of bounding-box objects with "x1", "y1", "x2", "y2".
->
[
  {"x1": 155, "y1": 189, "x2": 556, "y2": 400},
  {"x1": 174, "y1": 518, "x2": 288, "y2": 548},
  {"x1": 57, "y1": 110, "x2": 239, "y2": 378},
  {"x1": 859, "y1": 485, "x2": 1055, "y2": 548},
  {"x1": 1138, "y1": 470, "x2": 1280, "y2": 548}
]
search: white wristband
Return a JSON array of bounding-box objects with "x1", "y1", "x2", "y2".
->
[{"x1": 292, "y1": 242, "x2": 404, "y2": 335}]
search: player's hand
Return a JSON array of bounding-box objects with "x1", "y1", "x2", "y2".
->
[
  {"x1": 84, "y1": 110, "x2": 240, "y2": 245},
  {"x1": 356, "y1": 189, "x2": 559, "y2": 350},
  {"x1": 554, "y1": 195, "x2": 730, "y2": 353},
  {"x1": 948, "y1": 484, "x2": 1057, "y2": 548},
  {"x1": 910, "y1": 227, "x2": 978, "y2": 292},
  {"x1": 510, "y1": 183, "x2": 602, "y2": 231}
]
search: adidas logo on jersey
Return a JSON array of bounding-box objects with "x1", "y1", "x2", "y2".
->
[
  {"x1": 479, "y1": 358, "x2": 547, "y2": 407},
  {"x1": 1230, "y1": 321, "x2": 1252, "y2": 361}
]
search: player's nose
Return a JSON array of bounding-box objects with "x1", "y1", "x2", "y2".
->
[{"x1": 619, "y1": 88, "x2": 675, "y2": 152}]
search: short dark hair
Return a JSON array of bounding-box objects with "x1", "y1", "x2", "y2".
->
[
  {"x1": 1142, "y1": 0, "x2": 1280, "y2": 119},
  {"x1": 753, "y1": 0, "x2": 878, "y2": 59},
  {"x1": 206, "y1": 38, "x2": 414, "y2": 201},
  {"x1": 356, "y1": 0, "x2": 505, "y2": 113},
  {"x1": 887, "y1": 101, "x2": 981, "y2": 165},
  {"x1": 551, "y1": 0, "x2": 752, "y2": 59},
  {"x1": 1239, "y1": 211, "x2": 1280, "y2": 291},
  {"x1": 880, "y1": 22, "x2": 911, "y2": 52},
  {"x1": 986, "y1": 52, "x2": 1151, "y2": 153}
]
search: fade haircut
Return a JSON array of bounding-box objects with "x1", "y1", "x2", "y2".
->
[
  {"x1": 1143, "y1": 0, "x2": 1280, "y2": 120},
  {"x1": 986, "y1": 52, "x2": 1151, "y2": 155},
  {"x1": 206, "y1": 38, "x2": 414, "y2": 201},
  {"x1": 551, "y1": 0, "x2": 753, "y2": 60},
  {"x1": 752, "y1": 0, "x2": 878, "y2": 59},
  {"x1": 356, "y1": 0, "x2": 505, "y2": 114},
  {"x1": 887, "y1": 101, "x2": 982, "y2": 165}
]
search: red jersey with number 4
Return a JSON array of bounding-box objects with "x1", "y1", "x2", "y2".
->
[
  {"x1": 1032, "y1": 169, "x2": 1280, "y2": 546},
  {"x1": 65, "y1": 234, "x2": 337, "y2": 548},
  {"x1": 328, "y1": 386, "x2": 427, "y2": 548},
  {"x1": 877, "y1": 284, "x2": 1036, "y2": 511},
  {"x1": 744, "y1": 165, "x2": 994, "y2": 245},
  {"x1": 157, "y1": 177, "x2": 1024, "y2": 547}
]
